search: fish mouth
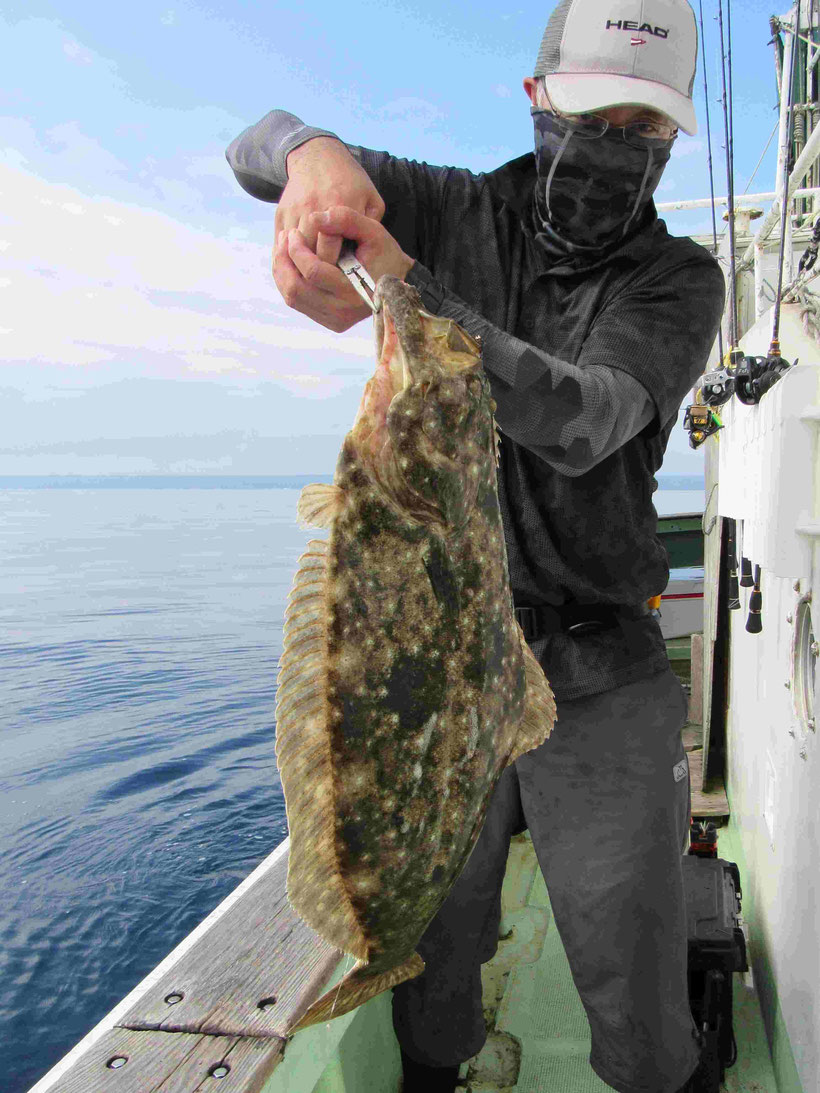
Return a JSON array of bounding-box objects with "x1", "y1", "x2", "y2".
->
[
  {"x1": 351, "y1": 292, "x2": 482, "y2": 465},
  {"x1": 377, "y1": 302, "x2": 413, "y2": 400},
  {"x1": 350, "y1": 302, "x2": 410, "y2": 458},
  {"x1": 374, "y1": 299, "x2": 481, "y2": 403}
]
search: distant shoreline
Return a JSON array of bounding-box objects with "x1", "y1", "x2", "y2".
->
[{"x1": 0, "y1": 473, "x2": 704, "y2": 491}]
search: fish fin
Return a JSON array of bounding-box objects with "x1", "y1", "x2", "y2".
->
[
  {"x1": 289, "y1": 952, "x2": 425, "y2": 1032},
  {"x1": 276, "y1": 538, "x2": 369, "y2": 962},
  {"x1": 506, "y1": 625, "x2": 557, "y2": 765},
  {"x1": 296, "y1": 482, "x2": 345, "y2": 528}
]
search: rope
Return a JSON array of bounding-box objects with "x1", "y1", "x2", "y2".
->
[
  {"x1": 741, "y1": 118, "x2": 780, "y2": 196},
  {"x1": 702, "y1": 482, "x2": 719, "y2": 537},
  {"x1": 782, "y1": 281, "x2": 820, "y2": 341}
]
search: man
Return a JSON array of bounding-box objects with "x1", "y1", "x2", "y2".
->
[{"x1": 226, "y1": 1, "x2": 723, "y2": 1090}]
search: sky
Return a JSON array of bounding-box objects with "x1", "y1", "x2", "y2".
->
[{"x1": 0, "y1": 0, "x2": 792, "y2": 476}]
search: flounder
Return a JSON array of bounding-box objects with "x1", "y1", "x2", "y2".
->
[{"x1": 275, "y1": 276, "x2": 556, "y2": 1030}]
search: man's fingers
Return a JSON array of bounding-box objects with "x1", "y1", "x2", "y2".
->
[
  {"x1": 316, "y1": 230, "x2": 343, "y2": 266},
  {"x1": 275, "y1": 207, "x2": 300, "y2": 242},
  {"x1": 273, "y1": 226, "x2": 373, "y2": 331},
  {"x1": 288, "y1": 228, "x2": 358, "y2": 300},
  {"x1": 365, "y1": 194, "x2": 386, "y2": 222},
  {"x1": 297, "y1": 211, "x2": 320, "y2": 253},
  {"x1": 273, "y1": 229, "x2": 306, "y2": 302},
  {"x1": 310, "y1": 205, "x2": 378, "y2": 244}
]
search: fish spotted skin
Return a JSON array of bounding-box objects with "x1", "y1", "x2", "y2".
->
[{"x1": 276, "y1": 276, "x2": 556, "y2": 1029}]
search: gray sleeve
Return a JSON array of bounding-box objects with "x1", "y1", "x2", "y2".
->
[
  {"x1": 225, "y1": 110, "x2": 342, "y2": 203},
  {"x1": 406, "y1": 262, "x2": 656, "y2": 477},
  {"x1": 225, "y1": 111, "x2": 457, "y2": 273}
]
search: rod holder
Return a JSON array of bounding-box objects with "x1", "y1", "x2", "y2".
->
[
  {"x1": 746, "y1": 564, "x2": 763, "y2": 634},
  {"x1": 740, "y1": 556, "x2": 754, "y2": 587},
  {"x1": 727, "y1": 519, "x2": 741, "y2": 610}
]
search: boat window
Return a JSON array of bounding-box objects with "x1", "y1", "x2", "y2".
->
[{"x1": 794, "y1": 597, "x2": 817, "y2": 731}]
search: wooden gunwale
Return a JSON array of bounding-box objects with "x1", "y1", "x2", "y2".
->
[{"x1": 28, "y1": 838, "x2": 341, "y2": 1093}]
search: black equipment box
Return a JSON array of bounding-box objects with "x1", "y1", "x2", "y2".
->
[{"x1": 682, "y1": 855, "x2": 749, "y2": 1093}]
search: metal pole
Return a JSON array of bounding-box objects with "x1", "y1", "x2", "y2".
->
[
  {"x1": 775, "y1": 16, "x2": 796, "y2": 211},
  {"x1": 739, "y1": 94, "x2": 820, "y2": 266},
  {"x1": 655, "y1": 186, "x2": 820, "y2": 210},
  {"x1": 755, "y1": 238, "x2": 766, "y2": 318},
  {"x1": 772, "y1": 2, "x2": 801, "y2": 348}
]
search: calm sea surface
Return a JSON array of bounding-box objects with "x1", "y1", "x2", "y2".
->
[{"x1": 0, "y1": 475, "x2": 703, "y2": 1091}]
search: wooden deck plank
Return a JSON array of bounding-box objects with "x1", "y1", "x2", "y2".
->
[
  {"x1": 688, "y1": 748, "x2": 730, "y2": 818},
  {"x1": 48, "y1": 1027, "x2": 284, "y2": 1093},
  {"x1": 701, "y1": 439, "x2": 721, "y2": 784},
  {"x1": 682, "y1": 724, "x2": 702, "y2": 752},
  {"x1": 689, "y1": 632, "x2": 703, "y2": 725},
  {"x1": 117, "y1": 844, "x2": 341, "y2": 1040}
]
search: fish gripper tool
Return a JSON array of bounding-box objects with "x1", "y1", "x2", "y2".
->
[{"x1": 337, "y1": 239, "x2": 380, "y2": 312}]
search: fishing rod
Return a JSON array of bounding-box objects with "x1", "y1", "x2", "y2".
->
[
  {"x1": 699, "y1": 0, "x2": 725, "y2": 366},
  {"x1": 731, "y1": 1, "x2": 799, "y2": 407},
  {"x1": 718, "y1": 0, "x2": 739, "y2": 350},
  {"x1": 684, "y1": 0, "x2": 737, "y2": 445},
  {"x1": 771, "y1": 1, "x2": 802, "y2": 353},
  {"x1": 684, "y1": 0, "x2": 799, "y2": 451},
  {"x1": 726, "y1": 0, "x2": 737, "y2": 237}
]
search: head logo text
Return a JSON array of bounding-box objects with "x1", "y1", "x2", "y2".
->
[{"x1": 605, "y1": 19, "x2": 669, "y2": 38}]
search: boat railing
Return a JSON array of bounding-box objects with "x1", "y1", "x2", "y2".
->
[
  {"x1": 660, "y1": 4, "x2": 820, "y2": 341},
  {"x1": 26, "y1": 836, "x2": 346, "y2": 1093}
]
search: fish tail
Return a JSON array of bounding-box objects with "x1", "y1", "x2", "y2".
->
[{"x1": 289, "y1": 952, "x2": 425, "y2": 1032}]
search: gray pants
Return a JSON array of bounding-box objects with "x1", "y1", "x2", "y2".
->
[{"x1": 392, "y1": 666, "x2": 700, "y2": 1093}]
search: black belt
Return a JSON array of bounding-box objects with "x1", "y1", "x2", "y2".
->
[{"x1": 513, "y1": 602, "x2": 645, "y2": 642}]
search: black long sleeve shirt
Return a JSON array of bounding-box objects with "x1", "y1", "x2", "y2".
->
[{"x1": 226, "y1": 110, "x2": 725, "y2": 701}]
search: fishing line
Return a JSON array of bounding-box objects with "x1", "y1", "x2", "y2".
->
[
  {"x1": 717, "y1": 0, "x2": 739, "y2": 348},
  {"x1": 741, "y1": 119, "x2": 780, "y2": 195},
  {"x1": 772, "y1": 1, "x2": 802, "y2": 349},
  {"x1": 328, "y1": 953, "x2": 356, "y2": 1021},
  {"x1": 699, "y1": 0, "x2": 725, "y2": 362},
  {"x1": 726, "y1": 0, "x2": 736, "y2": 206}
]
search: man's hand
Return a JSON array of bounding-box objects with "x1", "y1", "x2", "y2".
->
[
  {"x1": 275, "y1": 137, "x2": 385, "y2": 267},
  {"x1": 274, "y1": 206, "x2": 415, "y2": 333}
]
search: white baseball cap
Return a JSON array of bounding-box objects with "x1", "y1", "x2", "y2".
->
[{"x1": 534, "y1": 0, "x2": 698, "y2": 135}]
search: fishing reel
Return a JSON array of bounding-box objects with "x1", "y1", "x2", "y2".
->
[
  {"x1": 734, "y1": 345, "x2": 794, "y2": 405},
  {"x1": 700, "y1": 348, "x2": 742, "y2": 406},
  {"x1": 683, "y1": 403, "x2": 723, "y2": 449},
  {"x1": 700, "y1": 365, "x2": 736, "y2": 406}
]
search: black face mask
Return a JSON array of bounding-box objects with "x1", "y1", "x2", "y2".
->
[{"x1": 531, "y1": 108, "x2": 675, "y2": 253}]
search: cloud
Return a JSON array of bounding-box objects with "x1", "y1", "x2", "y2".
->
[
  {"x1": 0, "y1": 163, "x2": 374, "y2": 390},
  {"x1": 185, "y1": 153, "x2": 237, "y2": 190},
  {"x1": 493, "y1": 84, "x2": 512, "y2": 99},
  {"x1": 1, "y1": 114, "x2": 132, "y2": 194},
  {"x1": 377, "y1": 97, "x2": 444, "y2": 131},
  {"x1": 671, "y1": 138, "x2": 705, "y2": 158},
  {"x1": 62, "y1": 37, "x2": 96, "y2": 65},
  {"x1": 0, "y1": 17, "x2": 251, "y2": 228}
]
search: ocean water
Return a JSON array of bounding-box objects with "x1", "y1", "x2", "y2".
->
[{"x1": 0, "y1": 475, "x2": 703, "y2": 1091}]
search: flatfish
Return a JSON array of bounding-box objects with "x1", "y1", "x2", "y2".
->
[{"x1": 276, "y1": 275, "x2": 556, "y2": 1030}]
